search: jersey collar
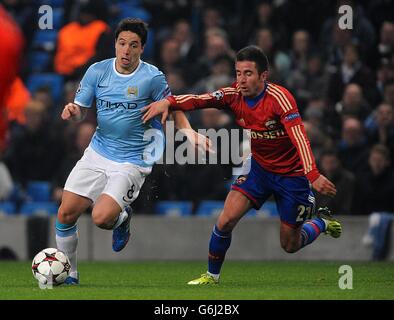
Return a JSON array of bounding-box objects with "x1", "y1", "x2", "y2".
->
[
  {"x1": 244, "y1": 81, "x2": 267, "y2": 108},
  {"x1": 113, "y1": 58, "x2": 142, "y2": 77}
]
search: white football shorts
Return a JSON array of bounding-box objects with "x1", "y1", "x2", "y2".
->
[{"x1": 64, "y1": 146, "x2": 151, "y2": 209}]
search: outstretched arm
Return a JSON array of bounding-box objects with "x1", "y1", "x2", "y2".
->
[{"x1": 142, "y1": 87, "x2": 238, "y2": 124}]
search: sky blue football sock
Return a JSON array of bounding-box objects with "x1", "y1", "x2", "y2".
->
[
  {"x1": 300, "y1": 218, "x2": 325, "y2": 248},
  {"x1": 208, "y1": 225, "x2": 232, "y2": 275},
  {"x1": 55, "y1": 219, "x2": 78, "y2": 273}
]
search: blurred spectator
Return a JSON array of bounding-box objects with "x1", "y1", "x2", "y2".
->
[
  {"x1": 365, "y1": 103, "x2": 394, "y2": 161},
  {"x1": 192, "y1": 54, "x2": 234, "y2": 94},
  {"x1": 321, "y1": 0, "x2": 376, "y2": 65},
  {"x1": 240, "y1": 1, "x2": 287, "y2": 49},
  {"x1": 327, "y1": 44, "x2": 375, "y2": 105},
  {"x1": 288, "y1": 30, "x2": 312, "y2": 73},
  {"x1": 191, "y1": 28, "x2": 235, "y2": 84},
  {"x1": 172, "y1": 19, "x2": 199, "y2": 63},
  {"x1": 383, "y1": 78, "x2": 394, "y2": 106},
  {"x1": 375, "y1": 63, "x2": 394, "y2": 104},
  {"x1": 334, "y1": 83, "x2": 371, "y2": 124},
  {"x1": 157, "y1": 38, "x2": 188, "y2": 82},
  {"x1": 254, "y1": 28, "x2": 291, "y2": 83},
  {"x1": 54, "y1": 0, "x2": 112, "y2": 80},
  {"x1": 377, "y1": 21, "x2": 394, "y2": 67},
  {"x1": 4, "y1": 77, "x2": 31, "y2": 127},
  {"x1": 287, "y1": 53, "x2": 329, "y2": 110},
  {"x1": 165, "y1": 70, "x2": 188, "y2": 95},
  {"x1": 303, "y1": 121, "x2": 333, "y2": 160},
  {"x1": 4, "y1": 99, "x2": 65, "y2": 187},
  {"x1": 315, "y1": 149, "x2": 355, "y2": 215},
  {"x1": 52, "y1": 122, "x2": 95, "y2": 203},
  {"x1": 352, "y1": 144, "x2": 394, "y2": 215},
  {"x1": 337, "y1": 117, "x2": 369, "y2": 174}
]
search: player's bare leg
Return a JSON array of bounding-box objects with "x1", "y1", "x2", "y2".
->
[
  {"x1": 92, "y1": 194, "x2": 123, "y2": 229},
  {"x1": 280, "y1": 223, "x2": 303, "y2": 253},
  {"x1": 56, "y1": 190, "x2": 92, "y2": 284},
  {"x1": 92, "y1": 194, "x2": 132, "y2": 252},
  {"x1": 188, "y1": 190, "x2": 253, "y2": 285},
  {"x1": 280, "y1": 207, "x2": 342, "y2": 254}
]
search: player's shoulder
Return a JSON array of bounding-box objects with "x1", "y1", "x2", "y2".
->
[
  {"x1": 139, "y1": 60, "x2": 164, "y2": 77},
  {"x1": 89, "y1": 58, "x2": 114, "y2": 72},
  {"x1": 266, "y1": 82, "x2": 294, "y2": 98},
  {"x1": 84, "y1": 58, "x2": 113, "y2": 78},
  {"x1": 266, "y1": 82, "x2": 297, "y2": 109}
]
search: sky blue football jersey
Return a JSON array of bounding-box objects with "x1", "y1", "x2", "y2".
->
[{"x1": 74, "y1": 58, "x2": 170, "y2": 167}]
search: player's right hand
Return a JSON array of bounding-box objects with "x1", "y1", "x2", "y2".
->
[
  {"x1": 61, "y1": 103, "x2": 81, "y2": 121},
  {"x1": 141, "y1": 99, "x2": 170, "y2": 125},
  {"x1": 312, "y1": 174, "x2": 337, "y2": 197}
]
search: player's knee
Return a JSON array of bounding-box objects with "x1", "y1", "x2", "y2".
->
[
  {"x1": 217, "y1": 216, "x2": 237, "y2": 233},
  {"x1": 91, "y1": 210, "x2": 114, "y2": 230},
  {"x1": 57, "y1": 206, "x2": 78, "y2": 225},
  {"x1": 281, "y1": 241, "x2": 300, "y2": 254}
]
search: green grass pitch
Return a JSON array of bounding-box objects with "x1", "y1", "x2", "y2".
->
[{"x1": 0, "y1": 261, "x2": 393, "y2": 300}]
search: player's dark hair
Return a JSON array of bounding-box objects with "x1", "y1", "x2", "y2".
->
[
  {"x1": 115, "y1": 18, "x2": 148, "y2": 46},
  {"x1": 236, "y1": 45, "x2": 269, "y2": 74}
]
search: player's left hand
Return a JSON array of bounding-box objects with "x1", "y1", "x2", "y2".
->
[
  {"x1": 180, "y1": 129, "x2": 215, "y2": 154},
  {"x1": 141, "y1": 99, "x2": 171, "y2": 124},
  {"x1": 312, "y1": 175, "x2": 337, "y2": 197}
]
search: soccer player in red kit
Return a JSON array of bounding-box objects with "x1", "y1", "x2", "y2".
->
[{"x1": 142, "y1": 45, "x2": 342, "y2": 284}]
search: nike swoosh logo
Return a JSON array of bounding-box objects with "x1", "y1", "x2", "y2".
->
[{"x1": 98, "y1": 84, "x2": 108, "y2": 88}]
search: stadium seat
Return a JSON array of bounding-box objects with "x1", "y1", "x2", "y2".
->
[
  {"x1": 20, "y1": 202, "x2": 58, "y2": 216},
  {"x1": 26, "y1": 73, "x2": 64, "y2": 103},
  {"x1": 0, "y1": 201, "x2": 17, "y2": 215},
  {"x1": 32, "y1": 30, "x2": 58, "y2": 52},
  {"x1": 155, "y1": 201, "x2": 193, "y2": 217},
  {"x1": 52, "y1": 8, "x2": 64, "y2": 30},
  {"x1": 28, "y1": 52, "x2": 52, "y2": 73},
  {"x1": 40, "y1": 0, "x2": 64, "y2": 8},
  {"x1": 195, "y1": 201, "x2": 224, "y2": 216},
  {"x1": 26, "y1": 181, "x2": 51, "y2": 202}
]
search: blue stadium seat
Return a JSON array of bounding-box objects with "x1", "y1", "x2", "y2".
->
[
  {"x1": 26, "y1": 181, "x2": 51, "y2": 202},
  {"x1": 20, "y1": 202, "x2": 58, "y2": 216},
  {"x1": 32, "y1": 30, "x2": 58, "y2": 52},
  {"x1": 52, "y1": 8, "x2": 64, "y2": 29},
  {"x1": 195, "y1": 201, "x2": 224, "y2": 216},
  {"x1": 28, "y1": 52, "x2": 52, "y2": 73},
  {"x1": 26, "y1": 73, "x2": 64, "y2": 103},
  {"x1": 155, "y1": 201, "x2": 193, "y2": 216},
  {"x1": 0, "y1": 201, "x2": 17, "y2": 215},
  {"x1": 40, "y1": 0, "x2": 64, "y2": 7}
]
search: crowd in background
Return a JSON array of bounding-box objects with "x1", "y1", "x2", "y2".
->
[{"x1": 0, "y1": 0, "x2": 394, "y2": 216}]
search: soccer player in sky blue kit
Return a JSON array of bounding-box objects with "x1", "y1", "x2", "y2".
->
[
  {"x1": 143, "y1": 46, "x2": 342, "y2": 285},
  {"x1": 56, "y1": 18, "x2": 208, "y2": 284}
]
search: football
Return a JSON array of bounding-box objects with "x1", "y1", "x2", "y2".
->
[{"x1": 31, "y1": 248, "x2": 71, "y2": 286}]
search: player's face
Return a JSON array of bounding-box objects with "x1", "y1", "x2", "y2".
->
[
  {"x1": 235, "y1": 61, "x2": 267, "y2": 98},
  {"x1": 115, "y1": 31, "x2": 144, "y2": 74}
]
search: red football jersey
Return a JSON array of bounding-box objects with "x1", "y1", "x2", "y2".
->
[{"x1": 166, "y1": 82, "x2": 320, "y2": 183}]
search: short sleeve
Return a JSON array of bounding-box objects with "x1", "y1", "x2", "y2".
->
[
  {"x1": 74, "y1": 63, "x2": 98, "y2": 108},
  {"x1": 150, "y1": 73, "x2": 171, "y2": 102}
]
